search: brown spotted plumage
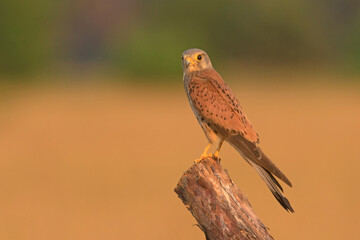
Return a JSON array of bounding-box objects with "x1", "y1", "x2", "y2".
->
[{"x1": 181, "y1": 48, "x2": 294, "y2": 212}]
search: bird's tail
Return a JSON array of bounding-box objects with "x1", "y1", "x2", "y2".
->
[
  {"x1": 227, "y1": 135, "x2": 294, "y2": 212},
  {"x1": 249, "y1": 161, "x2": 294, "y2": 212}
]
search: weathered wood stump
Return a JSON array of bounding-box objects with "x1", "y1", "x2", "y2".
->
[{"x1": 174, "y1": 156, "x2": 273, "y2": 240}]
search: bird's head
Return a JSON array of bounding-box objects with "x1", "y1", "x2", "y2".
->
[{"x1": 181, "y1": 48, "x2": 213, "y2": 74}]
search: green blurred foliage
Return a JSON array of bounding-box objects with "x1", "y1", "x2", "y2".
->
[
  {"x1": 344, "y1": 12, "x2": 360, "y2": 69},
  {"x1": 0, "y1": 0, "x2": 61, "y2": 75},
  {"x1": 107, "y1": 0, "x2": 331, "y2": 76},
  {"x1": 0, "y1": 0, "x2": 359, "y2": 79}
]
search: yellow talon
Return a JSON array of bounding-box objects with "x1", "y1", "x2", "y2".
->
[
  {"x1": 201, "y1": 153, "x2": 213, "y2": 159},
  {"x1": 194, "y1": 140, "x2": 224, "y2": 163},
  {"x1": 194, "y1": 153, "x2": 213, "y2": 163},
  {"x1": 195, "y1": 143, "x2": 212, "y2": 163}
]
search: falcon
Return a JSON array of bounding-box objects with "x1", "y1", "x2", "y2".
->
[{"x1": 181, "y1": 48, "x2": 294, "y2": 212}]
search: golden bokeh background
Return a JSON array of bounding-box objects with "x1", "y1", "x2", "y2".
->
[
  {"x1": 1, "y1": 75, "x2": 359, "y2": 239},
  {"x1": 1, "y1": 0, "x2": 360, "y2": 239}
]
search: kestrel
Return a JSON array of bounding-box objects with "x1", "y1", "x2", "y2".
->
[{"x1": 181, "y1": 48, "x2": 294, "y2": 212}]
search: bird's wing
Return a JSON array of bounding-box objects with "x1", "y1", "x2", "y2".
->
[
  {"x1": 190, "y1": 69, "x2": 292, "y2": 187},
  {"x1": 190, "y1": 69, "x2": 259, "y2": 144},
  {"x1": 228, "y1": 135, "x2": 292, "y2": 187}
]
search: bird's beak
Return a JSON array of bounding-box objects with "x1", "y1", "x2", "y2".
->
[{"x1": 185, "y1": 57, "x2": 195, "y2": 67}]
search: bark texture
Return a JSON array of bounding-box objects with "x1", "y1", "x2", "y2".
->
[{"x1": 174, "y1": 156, "x2": 273, "y2": 240}]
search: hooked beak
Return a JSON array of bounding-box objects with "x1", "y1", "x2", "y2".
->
[{"x1": 185, "y1": 57, "x2": 195, "y2": 67}]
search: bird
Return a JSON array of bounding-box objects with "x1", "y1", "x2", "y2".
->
[{"x1": 181, "y1": 48, "x2": 294, "y2": 212}]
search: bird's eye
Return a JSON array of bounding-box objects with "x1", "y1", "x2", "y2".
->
[
  {"x1": 181, "y1": 56, "x2": 184, "y2": 60},
  {"x1": 197, "y1": 55, "x2": 202, "y2": 60}
]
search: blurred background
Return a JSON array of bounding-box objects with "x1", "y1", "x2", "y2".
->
[{"x1": 0, "y1": 0, "x2": 359, "y2": 239}]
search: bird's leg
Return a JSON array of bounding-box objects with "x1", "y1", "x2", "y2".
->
[
  {"x1": 195, "y1": 143, "x2": 213, "y2": 163},
  {"x1": 213, "y1": 140, "x2": 224, "y2": 158},
  {"x1": 200, "y1": 142, "x2": 212, "y2": 159}
]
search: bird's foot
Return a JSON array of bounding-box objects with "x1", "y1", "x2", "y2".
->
[
  {"x1": 194, "y1": 153, "x2": 221, "y2": 163},
  {"x1": 212, "y1": 155, "x2": 221, "y2": 163},
  {"x1": 212, "y1": 151, "x2": 221, "y2": 162},
  {"x1": 194, "y1": 153, "x2": 213, "y2": 163}
]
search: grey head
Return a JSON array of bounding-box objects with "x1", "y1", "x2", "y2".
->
[{"x1": 181, "y1": 48, "x2": 213, "y2": 74}]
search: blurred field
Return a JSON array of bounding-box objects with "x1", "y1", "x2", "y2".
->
[{"x1": 0, "y1": 77, "x2": 360, "y2": 240}]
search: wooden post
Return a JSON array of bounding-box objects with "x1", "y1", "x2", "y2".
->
[{"x1": 174, "y1": 156, "x2": 273, "y2": 240}]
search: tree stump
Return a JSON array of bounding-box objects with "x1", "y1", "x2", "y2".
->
[{"x1": 174, "y1": 156, "x2": 273, "y2": 240}]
